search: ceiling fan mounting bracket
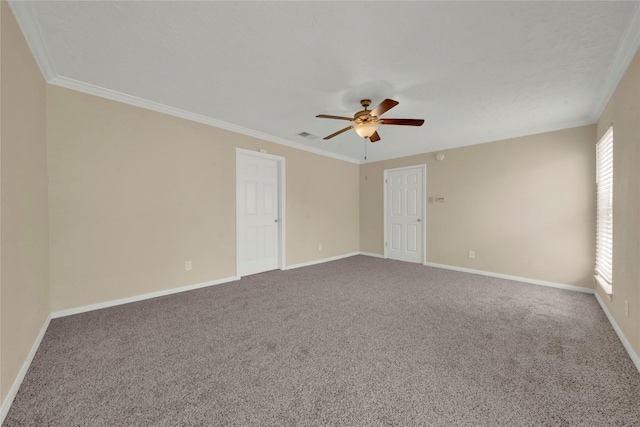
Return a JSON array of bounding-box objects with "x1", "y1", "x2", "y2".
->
[{"x1": 360, "y1": 99, "x2": 372, "y2": 109}]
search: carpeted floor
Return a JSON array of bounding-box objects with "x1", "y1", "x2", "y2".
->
[{"x1": 4, "y1": 256, "x2": 640, "y2": 426}]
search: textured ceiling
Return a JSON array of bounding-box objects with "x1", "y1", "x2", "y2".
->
[{"x1": 10, "y1": 1, "x2": 640, "y2": 163}]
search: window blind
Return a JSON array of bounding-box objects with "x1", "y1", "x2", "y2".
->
[{"x1": 595, "y1": 126, "x2": 613, "y2": 290}]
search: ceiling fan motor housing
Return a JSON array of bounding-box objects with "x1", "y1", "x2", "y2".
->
[
  {"x1": 354, "y1": 110, "x2": 373, "y2": 122},
  {"x1": 355, "y1": 99, "x2": 375, "y2": 122}
]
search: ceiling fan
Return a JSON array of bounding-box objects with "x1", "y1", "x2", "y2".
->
[{"x1": 316, "y1": 99, "x2": 424, "y2": 143}]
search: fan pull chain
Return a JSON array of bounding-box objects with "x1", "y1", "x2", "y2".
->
[{"x1": 364, "y1": 138, "x2": 368, "y2": 180}]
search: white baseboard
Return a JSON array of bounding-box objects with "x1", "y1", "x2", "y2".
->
[
  {"x1": 421, "y1": 261, "x2": 639, "y2": 373},
  {"x1": 421, "y1": 261, "x2": 639, "y2": 372},
  {"x1": 284, "y1": 252, "x2": 360, "y2": 270},
  {"x1": 3, "y1": 255, "x2": 636, "y2": 427},
  {"x1": 423, "y1": 261, "x2": 595, "y2": 294},
  {"x1": 594, "y1": 292, "x2": 640, "y2": 373},
  {"x1": 51, "y1": 276, "x2": 240, "y2": 318},
  {"x1": 359, "y1": 251, "x2": 384, "y2": 259},
  {"x1": 1, "y1": 313, "x2": 52, "y2": 425},
  {"x1": 359, "y1": 253, "x2": 594, "y2": 294}
]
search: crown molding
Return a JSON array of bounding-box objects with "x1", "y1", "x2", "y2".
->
[
  {"x1": 49, "y1": 74, "x2": 599, "y2": 165},
  {"x1": 7, "y1": 0, "x2": 359, "y2": 165},
  {"x1": 591, "y1": 1, "x2": 640, "y2": 121},
  {"x1": 48, "y1": 76, "x2": 361, "y2": 165},
  {"x1": 10, "y1": 0, "x2": 635, "y2": 164},
  {"x1": 8, "y1": 0, "x2": 57, "y2": 81},
  {"x1": 369, "y1": 116, "x2": 596, "y2": 163}
]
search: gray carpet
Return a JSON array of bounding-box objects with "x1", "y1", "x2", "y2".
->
[{"x1": 4, "y1": 256, "x2": 640, "y2": 426}]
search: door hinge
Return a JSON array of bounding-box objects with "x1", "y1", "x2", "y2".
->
[
  {"x1": 385, "y1": 179, "x2": 388, "y2": 184},
  {"x1": 385, "y1": 242, "x2": 388, "y2": 247}
]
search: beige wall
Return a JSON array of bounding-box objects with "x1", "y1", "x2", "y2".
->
[
  {"x1": 0, "y1": 2, "x2": 50, "y2": 402},
  {"x1": 1, "y1": 1, "x2": 638, "y2": 410},
  {"x1": 47, "y1": 85, "x2": 359, "y2": 311},
  {"x1": 361, "y1": 125, "x2": 596, "y2": 289},
  {"x1": 596, "y1": 48, "x2": 640, "y2": 355}
]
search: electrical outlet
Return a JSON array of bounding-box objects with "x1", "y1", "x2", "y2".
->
[
  {"x1": 185, "y1": 261, "x2": 192, "y2": 271},
  {"x1": 625, "y1": 300, "x2": 629, "y2": 317},
  {"x1": 318, "y1": 244, "x2": 322, "y2": 251},
  {"x1": 468, "y1": 250, "x2": 475, "y2": 259}
]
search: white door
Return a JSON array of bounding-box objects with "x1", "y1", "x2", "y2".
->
[
  {"x1": 385, "y1": 165, "x2": 425, "y2": 264},
  {"x1": 237, "y1": 151, "x2": 282, "y2": 277}
]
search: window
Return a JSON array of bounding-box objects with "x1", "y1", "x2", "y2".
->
[{"x1": 595, "y1": 126, "x2": 613, "y2": 294}]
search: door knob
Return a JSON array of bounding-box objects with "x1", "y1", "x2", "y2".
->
[
  {"x1": 417, "y1": 218, "x2": 421, "y2": 222},
  {"x1": 274, "y1": 219, "x2": 279, "y2": 223}
]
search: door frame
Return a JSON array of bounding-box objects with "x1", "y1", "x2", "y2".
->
[
  {"x1": 383, "y1": 164, "x2": 427, "y2": 265},
  {"x1": 235, "y1": 148, "x2": 286, "y2": 278}
]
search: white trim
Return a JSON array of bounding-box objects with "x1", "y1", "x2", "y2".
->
[
  {"x1": 47, "y1": 76, "x2": 360, "y2": 165},
  {"x1": 423, "y1": 262, "x2": 595, "y2": 294},
  {"x1": 359, "y1": 251, "x2": 384, "y2": 259},
  {"x1": 594, "y1": 274, "x2": 613, "y2": 296},
  {"x1": 383, "y1": 164, "x2": 427, "y2": 265},
  {"x1": 383, "y1": 173, "x2": 387, "y2": 258},
  {"x1": 366, "y1": 255, "x2": 639, "y2": 373},
  {"x1": 10, "y1": 0, "x2": 637, "y2": 165},
  {"x1": 594, "y1": 291, "x2": 640, "y2": 373},
  {"x1": 283, "y1": 252, "x2": 360, "y2": 270},
  {"x1": 280, "y1": 160, "x2": 287, "y2": 271},
  {"x1": 48, "y1": 72, "x2": 600, "y2": 166},
  {"x1": 235, "y1": 149, "x2": 286, "y2": 278},
  {"x1": 47, "y1": 75, "x2": 597, "y2": 166},
  {"x1": 1, "y1": 314, "x2": 52, "y2": 425},
  {"x1": 9, "y1": 0, "x2": 353, "y2": 166},
  {"x1": 7, "y1": 1, "x2": 57, "y2": 81},
  {"x1": 591, "y1": 2, "x2": 640, "y2": 121},
  {"x1": 51, "y1": 276, "x2": 239, "y2": 318},
  {"x1": 368, "y1": 118, "x2": 596, "y2": 163},
  {"x1": 1, "y1": 259, "x2": 637, "y2": 427}
]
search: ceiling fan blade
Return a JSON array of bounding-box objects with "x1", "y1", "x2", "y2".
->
[
  {"x1": 371, "y1": 99, "x2": 399, "y2": 117},
  {"x1": 381, "y1": 118, "x2": 425, "y2": 126},
  {"x1": 316, "y1": 114, "x2": 354, "y2": 121},
  {"x1": 323, "y1": 126, "x2": 354, "y2": 140},
  {"x1": 369, "y1": 131, "x2": 381, "y2": 143}
]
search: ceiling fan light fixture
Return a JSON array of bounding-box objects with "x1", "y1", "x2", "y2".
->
[{"x1": 354, "y1": 122, "x2": 379, "y2": 138}]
